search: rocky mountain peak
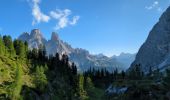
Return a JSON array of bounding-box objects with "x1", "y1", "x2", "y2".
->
[
  {"x1": 30, "y1": 29, "x2": 43, "y2": 39},
  {"x1": 130, "y1": 6, "x2": 170, "y2": 73},
  {"x1": 51, "y1": 32, "x2": 59, "y2": 41},
  {"x1": 18, "y1": 29, "x2": 135, "y2": 72},
  {"x1": 18, "y1": 32, "x2": 30, "y2": 41}
]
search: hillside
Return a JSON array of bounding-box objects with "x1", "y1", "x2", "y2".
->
[
  {"x1": 0, "y1": 35, "x2": 112, "y2": 100},
  {"x1": 0, "y1": 55, "x2": 32, "y2": 99}
]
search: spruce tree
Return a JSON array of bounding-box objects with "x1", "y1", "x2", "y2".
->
[
  {"x1": 163, "y1": 69, "x2": 170, "y2": 90},
  {"x1": 14, "y1": 40, "x2": 26, "y2": 58},
  {"x1": 121, "y1": 70, "x2": 125, "y2": 79},
  {"x1": 34, "y1": 65, "x2": 47, "y2": 93},
  {"x1": 85, "y1": 77, "x2": 94, "y2": 91},
  {"x1": 78, "y1": 75, "x2": 88, "y2": 100},
  {"x1": 0, "y1": 36, "x2": 5, "y2": 55},
  {"x1": 114, "y1": 68, "x2": 118, "y2": 80},
  {"x1": 3, "y1": 35, "x2": 15, "y2": 57}
]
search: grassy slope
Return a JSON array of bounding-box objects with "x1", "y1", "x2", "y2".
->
[{"x1": 0, "y1": 55, "x2": 32, "y2": 100}]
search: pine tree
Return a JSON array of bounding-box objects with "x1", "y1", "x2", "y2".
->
[
  {"x1": 163, "y1": 69, "x2": 170, "y2": 90},
  {"x1": 24, "y1": 41, "x2": 28, "y2": 53},
  {"x1": 0, "y1": 35, "x2": 5, "y2": 55},
  {"x1": 14, "y1": 40, "x2": 26, "y2": 58},
  {"x1": 32, "y1": 48, "x2": 39, "y2": 59},
  {"x1": 135, "y1": 64, "x2": 142, "y2": 79},
  {"x1": 78, "y1": 75, "x2": 88, "y2": 100},
  {"x1": 121, "y1": 70, "x2": 125, "y2": 79},
  {"x1": 114, "y1": 68, "x2": 118, "y2": 80},
  {"x1": 71, "y1": 62, "x2": 77, "y2": 75},
  {"x1": 148, "y1": 66, "x2": 153, "y2": 77},
  {"x1": 85, "y1": 77, "x2": 94, "y2": 91},
  {"x1": 38, "y1": 44, "x2": 46, "y2": 63},
  {"x1": 3, "y1": 35, "x2": 15, "y2": 57},
  {"x1": 34, "y1": 65, "x2": 47, "y2": 93},
  {"x1": 129, "y1": 64, "x2": 142, "y2": 80},
  {"x1": 101, "y1": 69, "x2": 104, "y2": 77}
]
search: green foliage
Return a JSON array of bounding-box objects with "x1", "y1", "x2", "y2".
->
[
  {"x1": 14, "y1": 40, "x2": 26, "y2": 58},
  {"x1": 34, "y1": 65, "x2": 47, "y2": 92},
  {"x1": 121, "y1": 70, "x2": 125, "y2": 79},
  {"x1": 0, "y1": 34, "x2": 80, "y2": 100},
  {"x1": 78, "y1": 75, "x2": 88, "y2": 100},
  {"x1": 85, "y1": 77, "x2": 94, "y2": 91},
  {"x1": 0, "y1": 55, "x2": 24, "y2": 100},
  {"x1": 3, "y1": 35, "x2": 16, "y2": 57},
  {"x1": 114, "y1": 68, "x2": 118, "y2": 80},
  {"x1": 1, "y1": 34, "x2": 170, "y2": 100},
  {"x1": 31, "y1": 48, "x2": 39, "y2": 59},
  {"x1": 0, "y1": 36, "x2": 5, "y2": 55},
  {"x1": 163, "y1": 69, "x2": 170, "y2": 90},
  {"x1": 128, "y1": 64, "x2": 143, "y2": 80},
  {"x1": 9, "y1": 64, "x2": 23, "y2": 100},
  {"x1": 84, "y1": 77, "x2": 102, "y2": 100}
]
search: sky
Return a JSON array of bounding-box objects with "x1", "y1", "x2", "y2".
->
[{"x1": 0, "y1": 0, "x2": 170, "y2": 56}]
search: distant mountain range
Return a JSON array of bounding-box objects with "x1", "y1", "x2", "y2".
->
[
  {"x1": 18, "y1": 29, "x2": 135, "y2": 72},
  {"x1": 130, "y1": 6, "x2": 170, "y2": 73}
]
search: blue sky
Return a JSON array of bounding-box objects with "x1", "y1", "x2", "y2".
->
[{"x1": 0, "y1": 0, "x2": 170, "y2": 56}]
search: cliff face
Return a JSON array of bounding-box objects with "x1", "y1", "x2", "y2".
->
[
  {"x1": 18, "y1": 29, "x2": 47, "y2": 49},
  {"x1": 130, "y1": 7, "x2": 170, "y2": 72}
]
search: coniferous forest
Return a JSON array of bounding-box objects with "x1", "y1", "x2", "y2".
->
[{"x1": 0, "y1": 35, "x2": 170, "y2": 100}]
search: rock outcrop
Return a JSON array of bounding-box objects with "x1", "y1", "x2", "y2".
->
[{"x1": 130, "y1": 6, "x2": 170, "y2": 73}]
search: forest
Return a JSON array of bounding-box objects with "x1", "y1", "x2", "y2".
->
[{"x1": 0, "y1": 35, "x2": 170, "y2": 100}]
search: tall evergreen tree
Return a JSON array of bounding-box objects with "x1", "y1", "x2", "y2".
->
[
  {"x1": 163, "y1": 69, "x2": 170, "y2": 90},
  {"x1": 32, "y1": 48, "x2": 39, "y2": 59},
  {"x1": 0, "y1": 36, "x2": 5, "y2": 55},
  {"x1": 114, "y1": 68, "x2": 118, "y2": 80},
  {"x1": 121, "y1": 70, "x2": 125, "y2": 79},
  {"x1": 14, "y1": 40, "x2": 26, "y2": 58},
  {"x1": 34, "y1": 65, "x2": 47, "y2": 93},
  {"x1": 3, "y1": 35, "x2": 15, "y2": 57},
  {"x1": 85, "y1": 77, "x2": 94, "y2": 91},
  {"x1": 71, "y1": 62, "x2": 77, "y2": 75},
  {"x1": 38, "y1": 44, "x2": 46, "y2": 62},
  {"x1": 78, "y1": 75, "x2": 88, "y2": 100}
]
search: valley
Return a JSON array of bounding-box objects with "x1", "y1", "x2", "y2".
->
[{"x1": 0, "y1": 0, "x2": 170, "y2": 100}]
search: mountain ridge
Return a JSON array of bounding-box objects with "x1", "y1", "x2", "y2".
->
[
  {"x1": 130, "y1": 6, "x2": 170, "y2": 73},
  {"x1": 18, "y1": 29, "x2": 135, "y2": 71}
]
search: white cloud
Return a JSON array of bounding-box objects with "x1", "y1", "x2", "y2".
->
[
  {"x1": 145, "y1": 1, "x2": 159, "y2": 10},
  {"x1": 145, "y1": 1, "x2": 163, "y2": 12},
  {"x1": 28, "y1": 0, "x2": 79, "y2": 30},
  {"x1": 31, "y1": 0, "x2": 50, "y2": 25},
  {"x1": 33, "y1": 0, "x2": 40, "y2": 3},
  {"x1": 50, "y1": 9, "x2": 80, "y2": 30},
  {"x1": 70, "y1": 16, "x2": 80, "y2": 25}
]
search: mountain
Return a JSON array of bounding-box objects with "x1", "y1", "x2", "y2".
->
[
  {"x1": 18, "y1": 29, "x2": 47, "y2": 49},
  {"x1": 18, "y1": 29, "x2": 135, "y2": 71},
  {"x1": 69, "y1": 49, "x2": 128, "y2": 71},
  {"x1": 111, "y1": 53, "x2": 136, "y2": 69},
  {"x1": 130, "y1": 6, "x2": 170, "y2": 73},
  {"x1": 46, "y1": 32, "x2": 74, "y2": 55}
]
